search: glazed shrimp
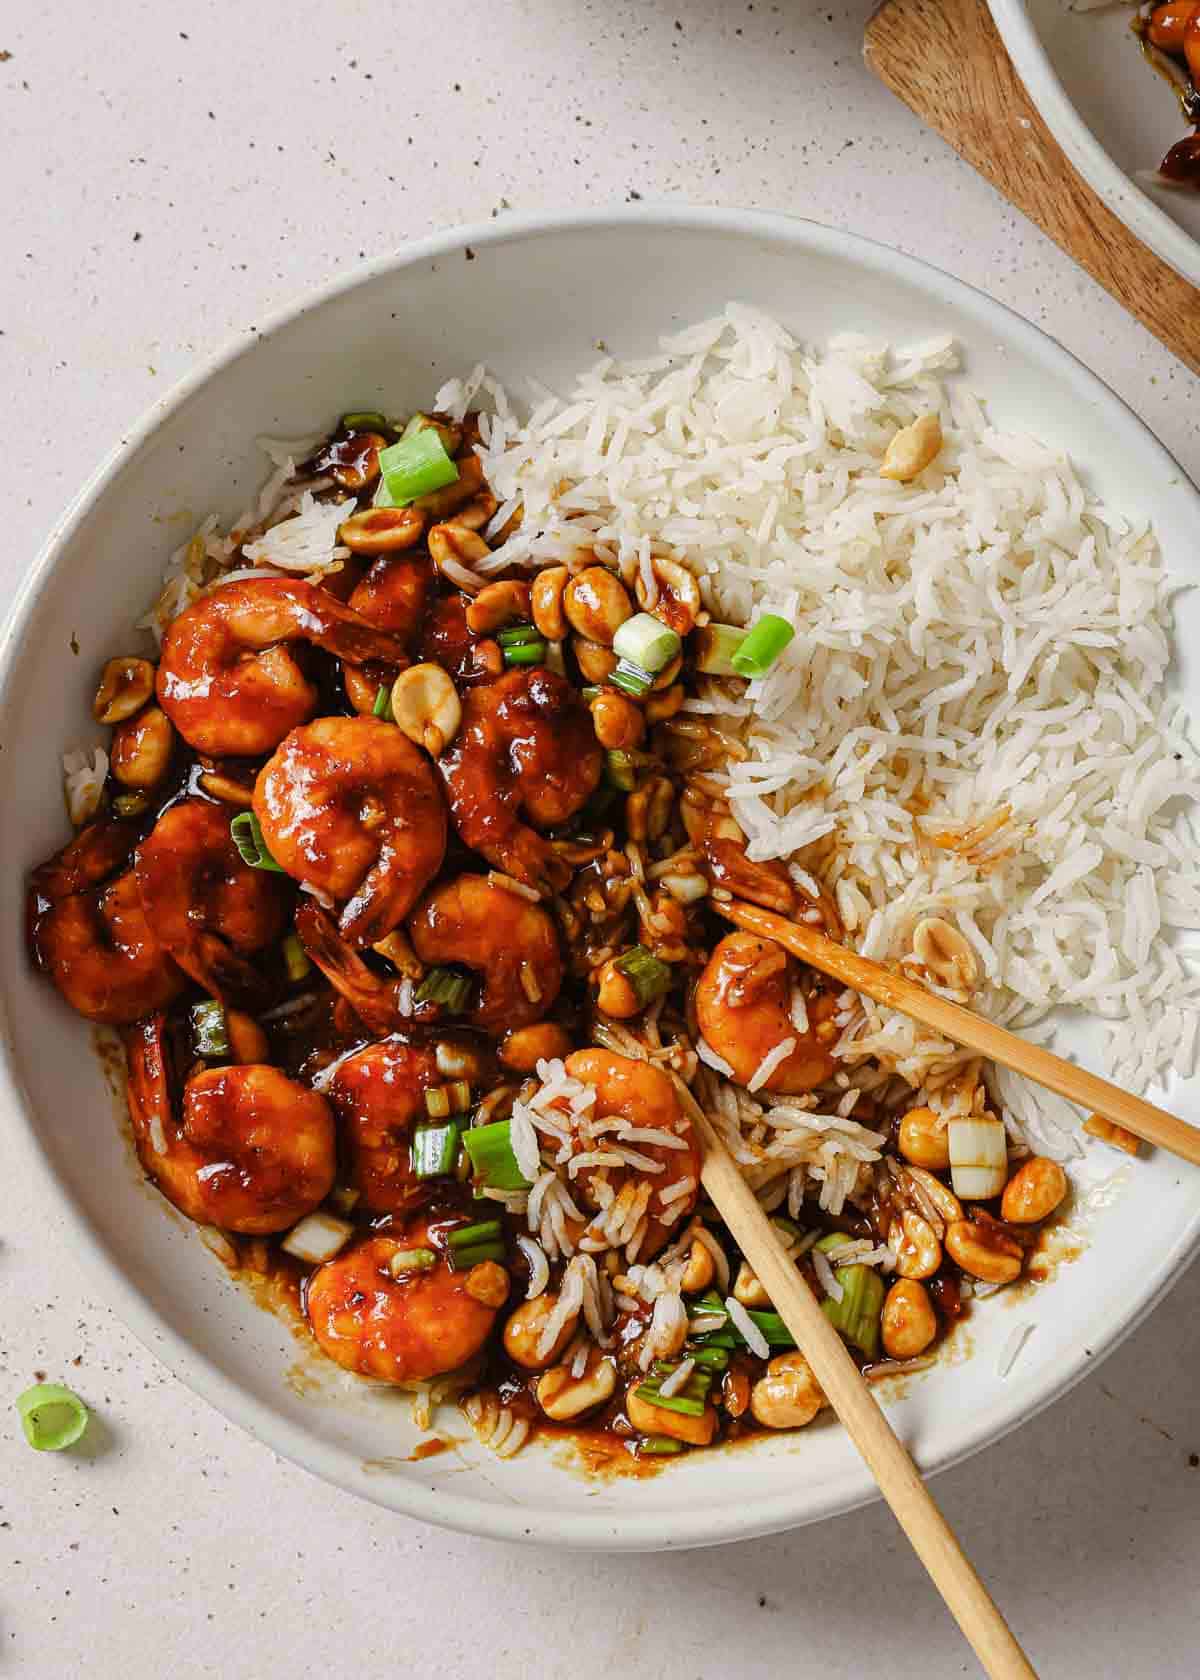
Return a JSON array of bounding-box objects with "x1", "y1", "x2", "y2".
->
[
  {"x1": 293, "y1": 901, "x2": 410, "y2": 1035},
  {"x1": 562, "y1": 1049, "x2": 702, "y2": 1260},
  {"x1": 324, "y1": 1038, "x2": 442, "y2": 1213},
  {"x1": 254, "y1": 716, "x2": 447, "y2": 945},
  {"x1": 694, "y1": 930, "x2": 839, "y2": 1094},
  {"x1": 134, "y1": 798, "x2": 290, "y2": 1001},
  {"x1": 28, "y1": 818, "x2": 137, "y2": 908},
  {"x1": 35, "y1": 868, "x2": 185, "y2": 1025},
  {"x1": 156, "y1": 578, "x2": 411, "y2": 757},
  {"x1": 125, "y1": 1013, "x2": 336, "y2": 1233},
  {"x1": 438, "y1": 668, "x2": 603, "y2": 892},
  {"x1": 342, "y1": 552, "x2": 434, "y2": 714},
  {"x1": 306, "y1": 1221, "x2": 507, "y2": 1383},
  {"x1": 408, "y1": 873, "x2": 563, "y2": 1031}
]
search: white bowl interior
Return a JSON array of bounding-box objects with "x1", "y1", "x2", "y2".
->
[
  {"x1": 990, "y1": 0, "x2": 1200, "y2": 286},
  {"x1": 2, "y1": 209, "x2": 1199, "y2": 1550}
]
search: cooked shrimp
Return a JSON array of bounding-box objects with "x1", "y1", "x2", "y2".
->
[
  {"x1": 438, "y1": 668, "x2": 603, "y2": 892},
  {"x1": 408, "y1": 873, "x2": 563, "y2": 1031},
  {"x1": 28, "y1": 819, "x2": 137, "y2": 908},
  {"x1": 342, "y1": 552, "x2": 434, "y2": 713},
  {"x1": 254, "y1": 716, "x2": 447, "y2": 945},
  {"x1": 324, "y1": 1038, "x2": 442, "y2": 1213},
  {"x1": 694, "y1": 930, "x2": 839, "y2": 1094},
  {"x1": 156, "y1": 578, "x2": 411, "y2": 757},
  {"x1": 293, "y1": 901, "x2": 410, "y2": 1035},
  {"x1": 125, "y1": 1013, "x2": 335, "y2": 1232},
  {"x1": 563, "y1": 1048, "x2": 702, "y2": 1258},
  {"x1": 306, "y1": 1221, "x2": 505, "y2": 1382},
  {"x1": 134, "y1": 798, "x2": 289, "y2": 1001},
  {"x1": 36, "y1": 869, "x2": 185, "y2": 1025}
]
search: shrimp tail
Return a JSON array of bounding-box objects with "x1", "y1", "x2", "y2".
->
[
  {"x1": 311, "y1": 603, "x2": 410, "y2": 671},
  {"x1": 30, "y1": 819, "x2": 137, "y2": 905},
  {"x1": 124, "y1": 1011, "x2": 174, "y2": 1157},
  {"x1": 295, "y1": 901, "x2": 404, "y2": 1035},
  {"x1": 174, "y1": 932, "x2": 274, "y2": 1011}
]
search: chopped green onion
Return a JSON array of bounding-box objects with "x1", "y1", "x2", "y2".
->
[
  {"x1": 815, "y1": 1234, "x2": 885, "y2": 1359},
  {"x1": 449, "y1": 1241, "x2": 508, "y2": 1270},
  {"x1": 447, "y1": 1219, "x2": 503, "y2": 1250},
  {"x1": 689, "y1": 1291, "x2": 795, "y2": 1350},
  {"x1": 282, "y1": 932, "x2": 311, "y2": 982},
  {"x1": 424, "y1": 1087, "x2": 451, "y2": 1120},
  {"x1": 730, "y1": 613, "x2": 795, "y2": 679},
  {"x1": 612, "y1": 613, "x2": 682, "y2": 674},
  {"x1": 580, "y1": 685, "x2": 603, "y2": 704},
  {"x1": 612, "y1": 946, "x2": 673, "y2": 1008},
  {"x1": 502, "y1": 638, "x2": 548, "y2": 668},
  {"x1": 372, "y1": 685, "x2": 393, "y2": 721},
  {"x1": 401, "y1": 413, "x2": 458, "y2": 454},
  {"x1": 412, "y1": 1120, "x2": 462, "y2": 1180},
  {"x1": 609, "y1": 658, "x2": 653, "y2": 699},
  {"x1": 771, "y1": 1215, "x2": 803, "y2": 1242},
  {"x1": 378, "y1": 429, "x2": 459, "y2": 507},
  {"x1": 340, "y1": 410, "x2": 390, "y2": 433},
  {"x1": 414, "y1": 966, "x2": 473, "y2": 1013},
  {"x1": 230, "y1": 811, "x2": 285, "y2": 872},
  {"x1": 462, "y1": 1120, "x2": 532, "y2": 1191},
  {"x1": 604, "y1": 748, "x2": 637, "y2": 792},
  {"x1": 633, "y1": 1363, "x2": 711, "y2": 1417},
  {"x1": 686, "y1": 1345, "x2": 731, "y2": 1372},
  {"x1": 17, "y1": 1383, "x2": 89, "y2": 1452},
  {"x1": 113, "y1": 792, "x2": 150, "y2": 819},
  {"x1": 446, "y1": 1080, "x2": 471, "y2": 1113},
  {"x1": 190, "y1": 999, "x2": 229, "y2": 1059},
  {"x1": 693, "y1": 622, "x2": 749, "y2": 676},
  {"x1": 389, "y1": 1247, "x2": 437, "y2": 1275},
  {"x1": 496, "y1": 623, "x2": 542, "y2": 647},
  {"x1": 639, "y1": 1434, "x2": 686, "y2": 1455},
  {"x1": 373, "y1": 474, "x2": 396, "y2": 508}
]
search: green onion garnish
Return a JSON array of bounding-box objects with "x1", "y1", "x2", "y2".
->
[
  {"x1": 450, "y1": 1241, "x2": 508, "y2": 1269},
  {"x1": 390, "y1": 1247, "x2": 437, "y2": 1274},
  {"x1": 447, "y1": 1219, "x2": 503, "y2": 1250},
  {"x1": 609, "y1": 659, "x2": 653, "y2": 699},
  {"x1": 503, "y1": 639, "x2": 547, "y2": 668},
  {"x1": 230, "y1": 811, "x2": 285, "y2": 872},
  {"x1": 17, "y1": 1383, "x2": 89, "y2": 1452},
  {"x1": 463, "y1": 1121, "x2": 532, "y2": 1191},
  {"x1": 687, "y1": 1344, "x2": 731, "y2": 1372},
  {"x1": 815, "y1": 1234, "x2": 885, "y2": 1360},
  {"x1": 612, "y1": 946, "x2": 673, "y2": 1008},
  {"x1": 604, "y1": 749, "x2": 637, "y2": 792},
  {"x1": 730, "y1": 613, "x2": 795, "y2": 679},
  {"x1": 282, "y1": 932, "x2": 311, "y2": 982},
  {"x1": 580, "y1": 685, "x2": 603, "y2": 704},
  {"x1": 372, "y1": 685, "x2": 393, "y2": 721},
  {"x1": 414, "y1": 967, "x2": 473, "y2": 1013},
  {"x1": 340, "y1": 410, "x2": 390, "y2": 433},
  {"x1": 693, "y1": 623, "x2": 748, "y2": 676},
  {"x1": 412, "y1": 1120, "x2": 462, "y2": 1180},
  {"x1": 446, "y1": 1219, "x2": 507, "y2": 1271},
  {"x1": 634, "y1": 1362, "x2": 712, "y2": 1417},
  {"x1": 378, "y1": 429, "x2": 459, "y2": 507},
  {"x1": 639, "y1": 1434, "x2": 686, "y2": 1456},
  {"x1": 689, "y1": 1292, "x2": 795, "y2": 1351},
  {"x1": 190, "y1": 999, "x2": 229, "y2": 1059},
  {"x1": 496, "y1": 623, "x2": 542, "y2": 647},
  {"x1": 612, "y1": 613, "x2": 681, "y2": 675}
]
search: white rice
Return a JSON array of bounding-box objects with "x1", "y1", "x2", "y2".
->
[
  {"x1": 997, "y1": 1321, "x2": 1036, "y2": 1378},
  {"x1": 61, "y1": 746, "x2": 109, "y2": 826},
  {"x1": 812, "y1": 1248, "x2": 844, "y2": 1304},
  {"x1": 471, "y1": 304, "x2": 1200, "y2": 1143},
  {"x1": 724, "y1": 1295, "x2": 770, "y2": 1360}
]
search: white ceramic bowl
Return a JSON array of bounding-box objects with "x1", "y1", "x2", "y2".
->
[
  {"x1": 989, "y1": 0, "x2": 1200, "y2": 287},
  {"x1": 3, "y1": 207, "x2": 1199, "y2": 1551}
]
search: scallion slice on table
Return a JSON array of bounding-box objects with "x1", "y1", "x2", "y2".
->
[
  {"x1": 414, "y1": 967, "x2": 472, "y2": 1013},
  {"x1": 612, "y1": 946, "x2": 673, "y2": 1008},
  {"x1": 612, "y1": 613, "x2": 681, "y2": 674},
  {"x1": 372, "y1": 685, "x2": 393, "y2": 721},
  {"x1": 377, "y1": 429, "x2": 459, "y2": 506},
  {"x1": 814, "y1": 1234, "x2": 885, "y2": 1359},
  {"x1": 609, "y1": 659, "x2": 653, "y2": 699},
  {"x1": 389, "y1": 1247, "x2": 437, "y2": 1275},
  {"x1": 693, "y1": 622, "x2": 748, "y2": 676},
  {"x1": 230, "y1": 811, "x2": 285, "y2": 872},
  {"x1": 462, "y1": 1119, "x2": 532, "y2": 1191},
  {"x1": 282, "y1": 932, "x2": 312, "y2": 983},
  {"x1": 16, "y1": 1383, "x2": 89, "y2": 1452},
  {"x1": 189, "y1": 999, "x2": 229, "y2": 1059},
  {"x1": 412, "y1": 1120, "x2": 463, "y2": 1180},
  {"x1": 730, "y1": 613, "x2": 795, "y2": 679}
]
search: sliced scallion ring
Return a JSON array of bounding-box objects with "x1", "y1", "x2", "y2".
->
[
  {"x1": 414, "y1": 967, "x2": 473, "y2": 1013},
  {"x1": 378, "y1": 429, "x2": 459, "y2": 507},
  {"x1": 730, "y1": 613, "x2": 795, "y2": 679},
  {"x1": 372, "y1": 685, "x2": 393, "y2": 721},
  {"x1": 190, "y1": 999, "x2": 230, "y2": 1059},
  {"x1": 17, "y1": 1383, "x2": 89, "y2": 1452},
  {"x1": 612, "y1": 613, "x2": 682, "y2": 674},
  {"x1": 609, "y1": 659, "x2": 653, "y2": 699},
  {"x1": 230, "y1": 811, "x2": 285, "y2": 872},
  {"x1": 462, "y1": 1119, "x2": 531, "y2": 1191}
]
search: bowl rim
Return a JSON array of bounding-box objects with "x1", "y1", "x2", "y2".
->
[
  {"x1": 3, "y1": 202, "x2": 1199, "y2": 1551},
  {"x1": 987, "y1": 0, "x2": 1200, "y2": 289}
]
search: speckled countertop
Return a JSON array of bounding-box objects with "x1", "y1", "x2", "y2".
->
[{"x1": 2, "y1": 3, "x2": 1199, "y2": 1675}]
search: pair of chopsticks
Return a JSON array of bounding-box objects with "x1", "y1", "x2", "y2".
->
[{"x1": 689, "y1": 897, "x2": 1200, "y2": 1679}]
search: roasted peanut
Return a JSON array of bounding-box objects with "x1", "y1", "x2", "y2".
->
[
  {"x1": 197, "y1": 770, "x2": 255, "y2": 808},
  {"x1": 498, "y1": 1021, "x2": 574, "y2": 1072},
  {"x1": 226, "y1": 1010, "x2": 270, "y2": 1065},
  {"x1": 573, "y1": 637, "x2": 618, "y2": 683},
  {"x1": 412, "y1": 452, "x2": 484, "y2": 518},
  {"x1": 466, "y1": 579, "x2": 531, "y2": 634},
  {"x1": 733, "y1": 1261, "x2": 771, "y2": 1309},
  {"x1": 749, "y1": 1352, "x2": 826, "y2": 1430},
  {"x1": 465, "y1": 1261, "x2": 511, "y2": 1309},
  {"x1": 427, "y1": 520, "x2": 489, "y2": 588},
  {"x1": 564, "y1": 566, "x2": 633, "y2": 645},
  {"x1": 1148, "y1": 0, "x2": 1200, "y2": 51},
  {"x1": 904, "y1": 1165, "x2": 963, "y2": 1225},
  {"x1": 679, "y1": 1239, "x2": 715, "y2": 1294},
  {"x1": 880, "y1": 414, "x2": 943, "y2": 482},
  {"x1": 390, "y1": 662, "x2": 461, "y2": 756},
  {"x1": 898, "y1": 1106, "x2": 951, "y2": 1170},
  {"x1": 944, "y1": 1218, "x2": 1023, "y2": 1284},
  {"x1": 536, "y1": 1350, "x2": 617, "y2": 1420},
  {"x1": 595, "y1": 957, "x2": 641, "y2": 1019},
  {"x1": 1001, "y1": 1156, "x2": 1067, "y2": 1224},
  {"x1": 110, "y1": 705, "x2": 174, "y2": 789},
  {"x1": 338, "y1": 505, "x2": 426, "y2": 555},
  {"x1": 911, "y1": 916, "x2": 977, "y2": 994},
  {"x1": 531, "y1": 565, "x2": 570, "y2": 641},
  {"x1": 644, "y1": 683, "x2": 685, "y2": 724},
  {"x1": 881, "y1": 1279, "x2": 937, "y2": 1361},
  {"x1": 93, "y1": 656, "x2": 155, "y2": 724},
  {"x1": 590, "y1": 689, "x2": 645, "y2": 751},
  {"x1": 625, "y1": 776, "x2": 674, "y2": 844},
  {"x1": 636, "y1": 556, "x2": 701, "y2": 634},
  {"x1": 502, "y1": 1294, "x2": 578, "y2": 1370},
  {"x1": 890, "y1": 1209, "x2": 942, "y2": 1280}
]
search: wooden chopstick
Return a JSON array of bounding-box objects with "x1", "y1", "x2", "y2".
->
[
  {"x1": 674, "y1": 1079, "x2": 1038, "y2": 1679},
  {"x1": 717, "y1": 899, "x2": 1200, "y2": 1168}
]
